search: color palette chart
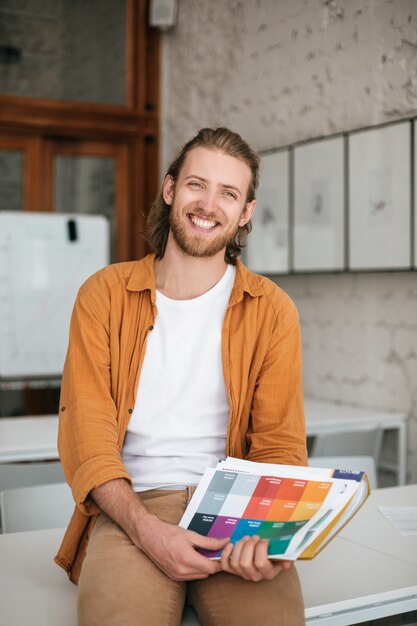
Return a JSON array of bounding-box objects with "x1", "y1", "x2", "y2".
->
[{"x1": 186, "y1": 469, "x2": 333, "y2": 558}]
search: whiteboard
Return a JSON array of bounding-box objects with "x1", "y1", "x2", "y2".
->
[{"x1": 0, "y1": 212, "x2": 109, "y2": 379}]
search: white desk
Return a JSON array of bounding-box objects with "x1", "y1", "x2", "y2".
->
[
  {"x1": 339, "y1": 484, "x2": 417, "y2": 566},
  {"x1": 300, "y1": 539, "x2": 417, "y2": 625},
  {"x1": 305, "y1": 398, "x2": 408, "y2": 485},
  {"x1": 1, "y1": 486, "x2": 417, "y2": 626},
  {"x1": 0, "y1": 415, "x2": 59, "y2": 463},
  {"x1": 299, "y1": 484, "x2": 417, "y2": 625},
  {"x1": 0, "y1": 402, "x2": 408, "y2": 484}
]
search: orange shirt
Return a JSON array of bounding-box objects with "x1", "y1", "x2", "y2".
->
[{"x1": 55, "y1": 253, "x2": 307, "y2": 582}]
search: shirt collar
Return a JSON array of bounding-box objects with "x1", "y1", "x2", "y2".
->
[
  {"x1": 229, "y1": 259, "x2": 263, "y2": 306},
  {"x1": 126, "y1": 253, "x2": 262, "y2": 305},
  {"x1": 126, "y1": 253, "x2": 157, "y2": 298}
]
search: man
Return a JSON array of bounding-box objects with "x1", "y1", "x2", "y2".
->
[{"x1": 55, "y1": 127, "x2": 307, "y2": 626}]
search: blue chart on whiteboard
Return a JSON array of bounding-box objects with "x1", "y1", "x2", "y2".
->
[{"x1": 0, "y1": 212, "x2": 109, "y2": 379}]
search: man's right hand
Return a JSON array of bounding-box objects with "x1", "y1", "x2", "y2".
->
[
  {"x1": 90, "y1": 478, "x2": 228, "y2": 582},
  {"x1": 135, "y1": 512, "x2": 229, "y2": 581}
]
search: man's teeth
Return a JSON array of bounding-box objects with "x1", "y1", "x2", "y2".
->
[{"x1": 191, "y1": 216, "x2": 217, "y2": 229}]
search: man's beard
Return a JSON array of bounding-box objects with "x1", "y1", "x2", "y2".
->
[{"x1": 169, "y1": 205, "x2": 241, "y2": 258}]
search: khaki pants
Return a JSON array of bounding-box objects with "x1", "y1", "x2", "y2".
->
[{"x1": 78, "y1": 488, "x2": 305, "y2": 626}]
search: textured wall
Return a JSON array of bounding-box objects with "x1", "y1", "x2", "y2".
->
[
  {"x1": 0, "y1": 0, "x2": 64, "y2": 100},
  {"x1": 61, "y1": 0, "x2": 126, "y2": 104},
  {"x1": 162, "y1": 0, "x2": 417, "y2": 161},
  {"x1": 278, "y1": 271, "x2": 417, "y2": 482},
  {"x1": 161, "y1": 0, "x2": 417, "y2": 481},
  {"x1": 0, "y1": 0, "x2": 125, "y2": 104}
]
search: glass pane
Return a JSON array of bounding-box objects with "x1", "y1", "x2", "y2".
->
[
  {"x1": 0, "y1": 149, "x2": 24, "y2": 210},
  {"x1": 0, "y1": 0, "x2": 127, "y2": 105},
  {"x1": 54, "y1": 154, "x2": 116, "y2": 259}
]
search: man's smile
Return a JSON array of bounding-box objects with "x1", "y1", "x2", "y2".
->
[{"x1": 188, "y1": 213, "x2": 220, "y2": 230}]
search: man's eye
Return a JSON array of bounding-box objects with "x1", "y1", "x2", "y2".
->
[
  {"x1": 224, "y1": 191, "x2": 237, "y2": 199},
  {"x1": 189, "y1": 181, "x2": 203, "y2": 189}
]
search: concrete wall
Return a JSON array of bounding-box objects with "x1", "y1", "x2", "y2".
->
[
  {"x1": 0, "y1": 0, "x2": 125, "y2": 103},
  {"x1": 161, "y1": 0, "x2": 417, "y2": 481}
]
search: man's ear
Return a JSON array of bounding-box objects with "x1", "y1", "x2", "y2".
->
[
  {"x1": 162, "y1": 175, "x2": 175, "y2": 205},
  {"x1": 239, "y1": 199, "x2": 256, "y2": 227}
]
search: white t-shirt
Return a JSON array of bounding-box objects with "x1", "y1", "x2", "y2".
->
[{"x1": 122, "y1": 264, "x2": 236, "y2": 491}]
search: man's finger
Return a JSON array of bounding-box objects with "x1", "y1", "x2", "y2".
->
[
  {"x1": 190, "y1": 531, "x2": 230, "y2": 551},
  {"x1": 238, "y1": 536, "x2": 264, "y2": 580},
  {"x1": 253, "y1": 540, "x2": 281, "y2": 579},
  {"x1": 239, "y1": 535, "x2": 261, "y2": 569},
  {"x1": 176, "y1": 547, "x2": 223, "y2": 577},
  {"x1": 228, "y1": 535, "x2": 260, "y2": 580},
  {"x1": 220, "y1": 541, "x2": 234, "y2": 571},
  {"x1": 253, "y1": 538, "x2": 271, "y2": 570},
  {"x1": 229, "y1": 535, "x2": 251, "y2": 570}
]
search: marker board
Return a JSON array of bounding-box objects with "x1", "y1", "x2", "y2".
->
[{"x1": 0, "y1": 212, "x2": 110, "y2": 379}]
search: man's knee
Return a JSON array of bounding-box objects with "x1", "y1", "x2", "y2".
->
[
  {"x1": 77, "y1": 514, "x2": 187, "y2": 626},
  {"x1": 188, "y1": 566, "x2": 304, "y2": 626}
]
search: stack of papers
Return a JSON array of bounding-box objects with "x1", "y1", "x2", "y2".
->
[
  {"x1": 180, "y1": 457, "x2": 371, "y2": 561},
  {"x1": 378, "y1": 506, "x2": 417, "y2": 536}
]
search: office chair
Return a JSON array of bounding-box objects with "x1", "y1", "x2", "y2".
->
[
  {"x1": 308, "y1": 455, "x2": 378, "y2": 488},
  {"x1": 0, "y1": 481, "x2": 74, "y2": 533},
  {"x1": 0, "y1": 461, "x2": 65, "y2": 493},
  {"x1": 309, "y1": 427, "x2": 383, "y2": 475}
]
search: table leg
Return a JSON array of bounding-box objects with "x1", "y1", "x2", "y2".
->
[{"x1": 398, "y1": 422, "x2": 407, "y2": 486}]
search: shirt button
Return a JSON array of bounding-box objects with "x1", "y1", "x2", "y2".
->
[
  {"x1": 61, "y1": 406, "x2": 66, "y2": 412},
  {"x1": 128, "y1": 408, "x2": 133, "y2": 414},
  {"x1": 149, "y1": 325, "x2": 154, "y2": 331}
]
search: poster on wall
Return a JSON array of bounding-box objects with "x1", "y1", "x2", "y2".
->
[
  {"x1": 246, "y1": 150, "x2": 289, "y2": 274},
  {"x1": 349, "y1": 121, "x2": 411, "y2": 270},
  {"x1": 293, "y1": 136, "x2": 345, "y2": 272}
]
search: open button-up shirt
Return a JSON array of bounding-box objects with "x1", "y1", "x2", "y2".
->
[{"x1": 55, "y1": 253, "x2": 307, "y2": 583}]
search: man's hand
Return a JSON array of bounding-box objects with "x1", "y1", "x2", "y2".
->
[
  {"x1": 136, "y1": 513, "x2": 229, "y2": 581},
  {"x1": 90, "y1": 478, "x2": 229, "y2": 582},
  {"x1": 220, "y1": 535, "x2": 293, "y2": 582}
]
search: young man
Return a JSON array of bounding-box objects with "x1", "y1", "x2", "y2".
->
[{"x1": 55, "y1": 127, "x2": 307, "y2": 625}]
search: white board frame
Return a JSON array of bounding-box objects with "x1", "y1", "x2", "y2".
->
[
  {"x1": 414, "y1": 120, "x2": 417, "y2": 269},
  {"x1": 293, "y1": 136, "x2": 345, "y2": 272},
  {"x1": 246, "y1": 150, "x2": 289, "y2": 274},
  {"x1": 0, "y1": 212, "x2": 109, "y2": 379},
  {"x1": 349, "y1": 121, "x2": 411, "y2": 270}
]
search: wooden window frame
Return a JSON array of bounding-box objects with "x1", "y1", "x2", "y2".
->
[
  {"x1": 0, "y1": 133, "x2": 43, "y2": 212},
  {"x1": 0, "y1": 0, "x2": 159, "y2": 125},
  {"x1": 0, "y1": 0, "x2": 159, "y2": 261},
  {"x1": 44, "y1": 139, "x2": 130, "y2": 261}
]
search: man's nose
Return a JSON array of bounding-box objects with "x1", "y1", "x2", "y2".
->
[{"x1": 198, "y1": 189, "x2": 217, "y2": 213}]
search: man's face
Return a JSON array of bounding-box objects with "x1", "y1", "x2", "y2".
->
[{"x1": 163, "y1": 147, "x2": 256, "y2": 258}]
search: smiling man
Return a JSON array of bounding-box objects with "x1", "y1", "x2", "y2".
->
[
  {"x1": 167, "y1": 146, "x2": 251, "y2": 260},
  {"x1": 56, "y1": 127, "x2": 307, "y2": 626}
]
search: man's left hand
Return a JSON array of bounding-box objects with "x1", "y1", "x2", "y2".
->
[{"x1": 220, "y1": 535, "x2": 292, "y2": 582}]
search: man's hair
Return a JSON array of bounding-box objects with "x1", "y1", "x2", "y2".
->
[{"x1": 145, "y1": 127, "x2": 260, "y2": 264}]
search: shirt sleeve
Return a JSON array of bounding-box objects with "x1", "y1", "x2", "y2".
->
[
  {"x1": 245, "y1": 297, "x2": 308, "y2": 467},
  {"x1": 58, "y1": 287, "x2": 132, "y2": 516}
]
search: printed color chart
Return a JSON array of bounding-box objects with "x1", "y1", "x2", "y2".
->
[{"x1": 187, "y1": 470, "x2": 332, "y2": 558}]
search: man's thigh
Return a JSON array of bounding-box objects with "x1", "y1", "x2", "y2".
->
[
  {"x1": 78, "y1": 491, "x2": 189, "y2": 626},
  {"x1": 187, "y1": 565, "x2": 305, "y2": 626}
]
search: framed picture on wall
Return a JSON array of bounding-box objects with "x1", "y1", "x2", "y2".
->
[
  {"x1": 293, "y1": 135, "x2": 345, "y2": 272},
  {"x1": 349, "y1": 121, "x2": 411, "y2": 270},
  {"x1": 246, "y1": 149, "x2": 289, "y2": 274},
  {"x1": 414, "y1": 120, "x2": 417, "y2": 269}
]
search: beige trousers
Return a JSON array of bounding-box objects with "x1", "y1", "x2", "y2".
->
[{"x1": 78, "y1": 489, "x2": 305, "y2": 626}]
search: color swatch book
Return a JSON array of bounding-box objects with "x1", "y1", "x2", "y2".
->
[{"x1": 179, "y1": 457, "x2": 371, "y2": 561}]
